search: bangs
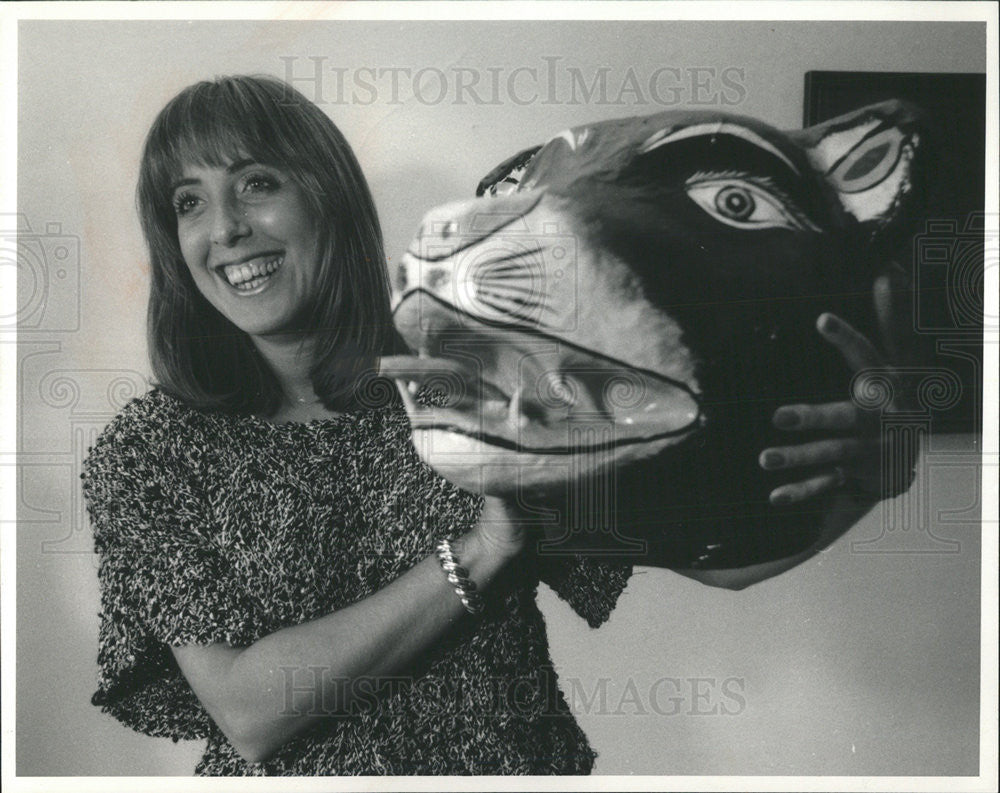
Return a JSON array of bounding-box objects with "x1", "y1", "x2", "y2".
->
[{"x1": 144, "y1": 78, "x2": 317, "y2": 207}]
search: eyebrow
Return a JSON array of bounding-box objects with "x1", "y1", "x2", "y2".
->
[
  {"x1": 170, "y1": 158, "x2": 258, "y2": 193},
  {"x1": 639, "y1": 122, "x2": 801, "y2": 177}
]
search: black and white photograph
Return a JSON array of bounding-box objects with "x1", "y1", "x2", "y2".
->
[{"x1": 2, "y1": 2, "x2": 996, "y2": 790}]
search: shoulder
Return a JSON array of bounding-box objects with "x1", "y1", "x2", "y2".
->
[
  {"x1": 96, "y1": 386, "x2": 206, "y2": 437},
  {"x1": 84, "y1": 388, "x2": 206, "y2": 467},
  {"x1": 81, "y1": 388, "x2": 223, "y2": 509},
  {"x1": 82, "y1": 389, "x2": 229, "y2": 550},
  {"x1": 351, "y1": 402, "x2": 413, "y2": 445}
]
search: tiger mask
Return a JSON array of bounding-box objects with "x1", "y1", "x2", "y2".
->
[{"x1": 386, "y1": 101, "x2": 925, "y2": 569}]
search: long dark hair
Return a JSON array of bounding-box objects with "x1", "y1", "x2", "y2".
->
[{"x1": 137, "y1": 75, "x2": 393, "y2": 415}]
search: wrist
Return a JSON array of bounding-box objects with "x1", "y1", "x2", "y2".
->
[
  {"x1": 434, "y1": 537, "x2": 485, "y2": 614},
  {"x1": 469, "y1": 497, "x2": 527, "y2": 562}
]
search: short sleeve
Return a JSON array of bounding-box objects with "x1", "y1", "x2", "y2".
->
[
  {"x1": 82, "y1": 393, "x2": 261, "y2": 740},
  {"x1": 536, "y1": 553, "x2": 632, "y2": 629}
]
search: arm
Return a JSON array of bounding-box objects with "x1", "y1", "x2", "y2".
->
[{"x1": 171, "y1": 497, "x2": 522, "y2": 764}]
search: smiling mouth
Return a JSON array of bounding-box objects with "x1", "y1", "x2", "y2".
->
[
  {"x1": 385, "y1": 290, "x2": 702, "y2": 455},
  {"x1": 219, "y1": 254, "x2": 284, "y2": 291}
]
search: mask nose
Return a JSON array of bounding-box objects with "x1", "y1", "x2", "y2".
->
[
  {"x1": 394, "y1": 191, "x2": 543, "y2": 298},
  {"x1": 411, "y1": 191, "x2": 542, "y2": 261},
  {"x1": 392, "y1": 190, "x2": 574, "y2": 335}
]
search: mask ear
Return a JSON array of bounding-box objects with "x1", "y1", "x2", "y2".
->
[
  {"x1": 791, "y1": 100, "x2": 926, "y2": 234},
  {"x1": 476, "y1": 145, "x2": 542, "y2": 197}
]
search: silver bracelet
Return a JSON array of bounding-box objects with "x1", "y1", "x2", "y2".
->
[{"x1": 435, "y1": 538, "x2": 485, "y2": 615}]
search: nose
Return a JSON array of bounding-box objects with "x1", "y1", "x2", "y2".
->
[{"x1": 210, "y1": 199, "x2": 251, "y2": 247}]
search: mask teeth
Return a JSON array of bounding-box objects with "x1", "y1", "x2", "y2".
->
[{"x1": 507, "y1": 388, "x2": 529, "y2": 430}]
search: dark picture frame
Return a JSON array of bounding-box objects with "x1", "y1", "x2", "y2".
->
[{"x1": 805, "y1": 71, "x2": 987, "y2": 433}]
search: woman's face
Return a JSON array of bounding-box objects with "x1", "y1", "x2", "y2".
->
[{"x1": 171, "y1": 157, "x2": 323, "y2": 339}]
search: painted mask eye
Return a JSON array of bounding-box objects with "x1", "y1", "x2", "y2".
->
[
  {"x1": 715, "y1": 186, "x2": 755, "y2": 220},
  {"x1": 686, "y1": 177, "x2": 817, "y2": 231}
]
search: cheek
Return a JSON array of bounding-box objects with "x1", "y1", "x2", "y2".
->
[
  {"x1": 276, "y1": 194, "x2": 322, "y2": 253},
  {"x1": 292, "y1": 219, "x2": 321, "y2": 259},
  {"x1": 177, "y1": 240, "x2": 197, "y2": 275},
  {"x1": 176, "y1": 221, "x2": 207, "y2": 268},
  {"x1": 175, "y1": 226, "x2": 214, "y2": 296}
]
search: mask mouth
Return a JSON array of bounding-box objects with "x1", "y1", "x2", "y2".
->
[{"x1": 385, "y1": 289, "x2": 702, "y2": 456}]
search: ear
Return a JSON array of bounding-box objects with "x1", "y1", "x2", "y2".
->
[
  {"x1": 791, "y1": 100, "x2": 926, "y2": 232},
  {"x1": 475, "y1": 145, "x2": 542, "y2": 197}
]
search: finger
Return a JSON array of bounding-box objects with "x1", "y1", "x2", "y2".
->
[
  {"x1": 770, "y1": 470, "x2": 845, "y2": 505},
  {"x1": 394, "y1": 377, "x2": 420, "y2": 411},
  {"x1": 772, "y1": 401, "x2": 861, "y2": 432},
  {"x1": 759, "y1": 438, "x2": 868, "y2": 470},
  {"x1": 816, "y1": 312, "x2": 884, "y2": 372},
  {"x1": 378, "y1": 355, "x2": 471, "y2": 378},
  {"x1": 873, "y1": 274, "x2": 899, "y2": 361}
]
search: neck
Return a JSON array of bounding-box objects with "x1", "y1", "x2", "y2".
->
[{"x1": 250, "y1": 332, "x2": 320, "y2": 406}]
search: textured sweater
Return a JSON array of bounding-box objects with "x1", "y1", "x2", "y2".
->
[{"x1": 82, "y1": 388, "x2": 633, "y2": 775}]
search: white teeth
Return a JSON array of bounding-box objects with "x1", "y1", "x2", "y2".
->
[
  {"x1": 482, "y1": 397, "x2": 508, "y2": 418},
  {"x1": 508, "y1": 388, "x2": 529, "y2": 429},
  {"x1": 222, "y1": 256, "x2": 283, "y2": 287},
  {"x1": 239, "y1": 274, "x2": 269, "y2": 290}
]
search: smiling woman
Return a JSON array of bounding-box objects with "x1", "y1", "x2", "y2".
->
[
  {"x1": 171, "y1": 161, "x2": 321, "y2": 337},
  {"x1": 136, "y1": 76, "x2": 391, "y2": 417},
  {"x1": 80, "y1": 75, "x2": 910, "y2": 776}
]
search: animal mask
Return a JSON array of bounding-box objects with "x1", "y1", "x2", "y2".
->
[{"x1": 387, "y1": 101, "x2": 925, "y2": 569}]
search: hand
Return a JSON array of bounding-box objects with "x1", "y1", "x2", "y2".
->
[
  {"x1": 759, "y1": 272, "x2": 917, "y2": 505},
  {"x1": 468, "y1": 496, "x2": 530, "y2": 560}
]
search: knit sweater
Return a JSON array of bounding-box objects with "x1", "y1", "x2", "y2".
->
[{"x1": 82, "y1": 388, "x2": 633, "y2": 775}]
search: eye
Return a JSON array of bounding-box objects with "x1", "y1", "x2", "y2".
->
[
  {"x1": 239, "y1": 171, "x2": 280, "y2": 195},
  {"x1": 686, "y1": 177, "x2": 815, "y2": 231},
  {"x1": 172, "y1": 191, "x2": 201, "y2": 217}
]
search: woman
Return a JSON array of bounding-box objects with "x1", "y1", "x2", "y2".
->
[{"x1": 82, "y1": 75, "x2": 904, "y2": 775}]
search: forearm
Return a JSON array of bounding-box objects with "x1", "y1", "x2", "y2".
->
[{"x1": 174, "y1": 504, "x2": 522, "y2": 762}]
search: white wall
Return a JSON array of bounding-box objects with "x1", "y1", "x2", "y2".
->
[{"x1": 15, "y1": 19, "x2": 986, "y2": 776}]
